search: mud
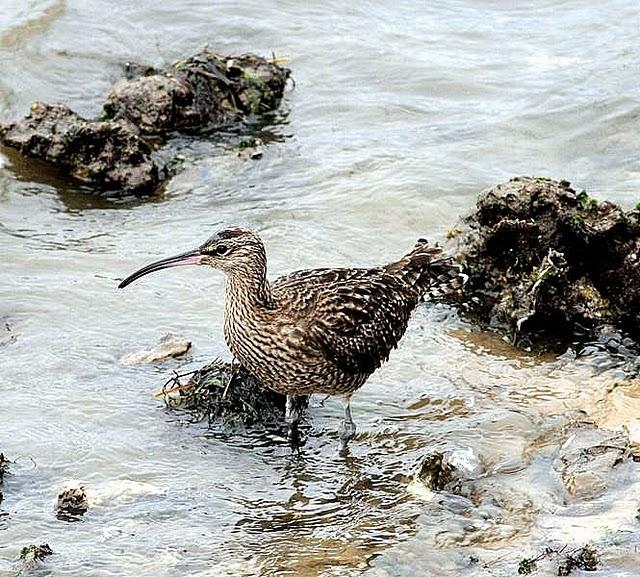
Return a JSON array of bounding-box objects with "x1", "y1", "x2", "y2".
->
[
  {"x1": 452, "y1": 177, "x2": 640, "y2": 348},
  {"x1": 0, "y1": 103, "x2": 161, "y2": 195},
  {"x1": 159, "y1": 359, "x2": 307, "y2": 428}
]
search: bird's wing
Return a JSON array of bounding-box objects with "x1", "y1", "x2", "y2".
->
[{"x1": 271, "y1": 268, "x2": 419, "y2": 375}]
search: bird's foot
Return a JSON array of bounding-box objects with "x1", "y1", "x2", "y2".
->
[
  {"x1": 287, "y1": 420, "x2": 302, "y2": 449},
  {"x1": 338, "y1": 420, "x2": 357, "y2": 451}
]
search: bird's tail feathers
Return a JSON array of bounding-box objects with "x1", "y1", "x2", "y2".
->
[{"x1": 394, "y1": 238, "x2": 467, "y2": 300}]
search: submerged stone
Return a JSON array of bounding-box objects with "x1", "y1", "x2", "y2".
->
[
  {"x1": 0, "y1": 103, "x2": 161, "y2": 195},
  {"x1": 555, "y1": 422, "x2": 630, "y2": 499},
  {"x1": 0, "y1": 452, "x2": 8, "y2": 484},
  {"x1": 120, "y1": 333, "x2": 191, "y2": 365},
  {"x1": 0, "y1": 452, "x2": 8, "y2": 504},
  {"x1": 415, "y1": 451, "x2": 462, "y2": 492},
  {"x1": 453, "y1": 177, "x2": 640, "y2": 347},
  {"x1": 56, "y1": 480, "x2": 89, "y2": 521},
  {"x1": 18, "y1": 544, "x2": 53, "y2": 575}
]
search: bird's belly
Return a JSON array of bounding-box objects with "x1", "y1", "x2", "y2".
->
[{"x1": 224, "y1": 318, "x2": 367, "y2": 396}]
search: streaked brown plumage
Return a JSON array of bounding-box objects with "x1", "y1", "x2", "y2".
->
[{"x1": 119, "y1": 226, "x2": 465, "y2": 447}]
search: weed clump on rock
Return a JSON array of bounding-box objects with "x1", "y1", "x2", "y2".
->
[{"x1": 159, "y1": 359, "x2": 307, "y2": 428}]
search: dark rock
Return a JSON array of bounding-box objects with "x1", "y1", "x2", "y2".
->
[
  {"x1": 0, "y1": 50, "x2": 290, "y2": 195},
  {"x1": 104, "y1": 50, "x2": 290, "y2": 135},
  {"x1": 0, "y1": 102, "x2": 161, "y2": 195},
  {"x1": 160, "y1": 359, "x2": 307, "y2": 428},
  {"x1": 0, "y1": 452, "x2": 8, "y2": 504},
  {"x1": 0, "y1": 452, "x2": 8, "y2": 485},
  {"x1": 56, "y1": 480, "x2": 89, "y2": 521},
  {"x1": 415, "y1": 452, "x2": 461, "y2": 492},
  {"x1": 18, "y1": 544, "x2": 53, "y2": 575},
  {"x1": 453, "y1": 177, "x2": 640, "y2": 347}
]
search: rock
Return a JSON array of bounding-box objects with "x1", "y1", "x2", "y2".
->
[
  {"x1": 90, "y1": 479, "x2": 163, "y2": 505},
  {"x1": 0, "y1": 102, "x2": 161, "y2": 195},
  {"x1": 17, "y1": 544, "x2": 53, "y2": 575},
  {"x1": 103, "y1": 50, "x2": 290, "y2": 135},
  {"x1": 556, "y1": 422, "x2": 630, "y2": 499},
  {"x1": 0, "y1": 452, "x2": 8, "y2": 484},
  {"x1": 0, "y1": 49, "x2": 290, "y2": 195},
  {"x1": 414, "y1": 452, "x2": 462, "y2": 492},
  {"x1": 453, "y1": 177, "x2": 640, "y2": 348},
  {"x1": 0, "y1": 452, "x2": 8, "y2": 504},
  {"x1": 160, "y1": 358, "x2": 307, "y2": 427},
  {"x1": 56, "y1": 479, "x2": 89, "y2": 520},
  {"x1": 120, "y1": 333, "x2": 191, "y2": 365},
  {"x1": 411, "y1": 448, "x2": 482, "y2": 497}
]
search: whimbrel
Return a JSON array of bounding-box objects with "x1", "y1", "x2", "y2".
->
[{"x1": 119, "y1": 227, "x2": 465, "y2": 447}]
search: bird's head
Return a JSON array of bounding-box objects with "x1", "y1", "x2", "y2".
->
[{"x1": 118, "y1": 226, "x2": 266, "y2": 288}]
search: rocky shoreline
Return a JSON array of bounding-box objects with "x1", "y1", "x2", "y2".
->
[{"x1": 0, "y1": 49, "x2": 290, "y2": 196}]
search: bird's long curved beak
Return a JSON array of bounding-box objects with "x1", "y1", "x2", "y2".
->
[{"x1": 118, "y1": 249, "x2": 204, "y2": 288}]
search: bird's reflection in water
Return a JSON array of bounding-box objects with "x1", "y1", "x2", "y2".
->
[{"x1": 226, "y1": 429, "x2": 421, "y2": 577}]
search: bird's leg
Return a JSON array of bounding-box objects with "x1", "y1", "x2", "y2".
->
[
  {"x1": 338, "y1": 396, "x2": 357, "y2": 449},
  {"x1": 285, "y1": 394, "x2": 302, "y2": 446}
]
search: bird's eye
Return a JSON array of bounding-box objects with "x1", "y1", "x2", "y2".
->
[{"x1": 216, "y1": 244, "x2": 228, "y2": 255}]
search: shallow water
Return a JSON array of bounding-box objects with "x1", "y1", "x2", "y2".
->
[{"x1": 1, "y1": 1, "x2": 640, "y2": 576}]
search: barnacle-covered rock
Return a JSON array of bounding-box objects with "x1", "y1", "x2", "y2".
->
[
  {"x1": 0, "y1": 102, "x2": 161, "y2": 195},
  {"x1": 0, "y1": 50, "x2": 290, "y2": 195},
  {"x1": 452, "y1": 177, "x2": 640, "y2": 347},
  {"x1": 104, "y1": 50, "x2": 290, "y2": 135}
]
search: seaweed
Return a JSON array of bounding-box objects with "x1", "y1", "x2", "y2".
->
[
  {"x1": 515, "y1": 545, "x2": 599, "y2": 575},
  {"x1": 158, "y1": 359, "x2": 307, "y2": 428},
  {"x1": 557, "y1": 545, "x2": 599, "y2": 575}
]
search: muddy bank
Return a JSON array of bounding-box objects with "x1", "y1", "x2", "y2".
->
[
  {"x1": 452, "y1": 177, "x2": 640, "y2": 348},
  {"x1": 0, "y1": 49, "x2": 290, "y2": 196},
  {"x1": 159, "y1": 359, "x2": 307, "y2": 428}
]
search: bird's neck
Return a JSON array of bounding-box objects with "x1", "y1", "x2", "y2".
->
[{"x1": 225, "y1": 261, "x2": 274, "y2": 310}]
